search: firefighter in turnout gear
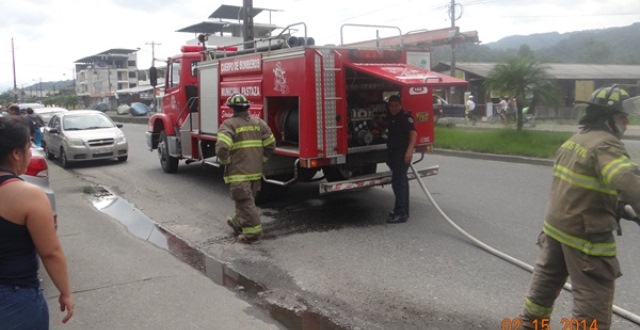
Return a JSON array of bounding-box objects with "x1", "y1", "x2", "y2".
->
[
  {"x1": 215, "y1": 93, "x2": 276, "y2": 244},
  {"x1": 519, "y1": 84, "x2": 640, "y2": 329}
]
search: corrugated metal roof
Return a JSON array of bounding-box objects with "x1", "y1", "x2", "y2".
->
[
  {"x1": 443, "y1": 62, "x2": 640, "y2": 80},
  {"x1": 176, "y1": 21, "x2": 227, "y2": 34},
  {"x1": 208, "y1": 4, "x2": 268, "y2": 20}
]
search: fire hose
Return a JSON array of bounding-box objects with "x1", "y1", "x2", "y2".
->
[{"x1": 409, "y1": 163, "x2": 640, "y2": 325}]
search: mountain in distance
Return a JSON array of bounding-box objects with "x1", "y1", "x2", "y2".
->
[
  {"x1": 23, "y1": 79, "x2": 75, "y2": 91},
  {"x1": 432, "y1": 22, "x2": 640, "y2": 65},
  {"x1": 486, "y1": 31, "x2": 571, "y2": 51}
]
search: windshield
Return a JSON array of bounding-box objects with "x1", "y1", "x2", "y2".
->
[{"x1": 63, "y1": 114, "x2": 115, "y2": 130}]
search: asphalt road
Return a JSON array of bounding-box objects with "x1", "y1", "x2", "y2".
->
[{"x1": 58, "y1": 122, "x2": 640, "y2": 329}]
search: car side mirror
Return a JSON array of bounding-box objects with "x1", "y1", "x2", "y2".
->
[{"x1": 116, "y1": 124, "x2": 123, "y2": 128}]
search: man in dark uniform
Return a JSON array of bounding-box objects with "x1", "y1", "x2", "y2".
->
[{"x1": 383, "y1": 95, "x2": 417, "y2": 223}]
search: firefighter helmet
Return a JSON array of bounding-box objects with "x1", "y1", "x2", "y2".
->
[
  {"x1": 579, "y1": 84, "x2": 640, "y2": 116},
  {"x1": 226, "y1": 93, "x2": 250, "y2": 111}
]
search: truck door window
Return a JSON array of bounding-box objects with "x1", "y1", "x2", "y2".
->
[
  {"x1": 168, "y1": 60, "x2": 181, "y2": 89},
  {"x1": 191, "y1": 62, "x2": 198, "y2": 77}
]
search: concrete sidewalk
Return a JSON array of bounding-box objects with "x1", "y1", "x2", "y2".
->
[{"x1": 43, "y1": 166, "x2": 283, "y2": 329}]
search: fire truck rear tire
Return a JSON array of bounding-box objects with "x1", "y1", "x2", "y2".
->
[
  {"x1": 255, "y1": 180, "x2": 288, "y2": 205},
  {"x1": 159, "y1": 131, "x2": 179, "y2": 173}
]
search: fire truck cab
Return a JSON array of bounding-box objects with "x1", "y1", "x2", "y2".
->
[{"x1": 146, "y1": 24, "x2": 467, "y2": 198}]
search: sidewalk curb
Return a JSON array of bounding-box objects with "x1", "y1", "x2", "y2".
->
[{"x1": 432, "y1": 148, "x2": 554, "y2": 166}]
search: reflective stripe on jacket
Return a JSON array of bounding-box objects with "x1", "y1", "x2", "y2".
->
[
  {"x1": 215, "y1": 111, "x2": 275, "y2": 184},
  {"x1": 544, "y1": 129, "x2": 640, "y2": 256}
]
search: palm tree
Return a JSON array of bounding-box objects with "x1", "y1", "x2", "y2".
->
[{"x1": 484, "y1": 56, "x2": 556, "y2": 130}]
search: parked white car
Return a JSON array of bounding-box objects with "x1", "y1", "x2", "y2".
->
[{"x1": 42, "y1": 110, "x2": 128, "y2": 168}]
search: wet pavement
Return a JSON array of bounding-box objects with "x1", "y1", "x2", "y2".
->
[{"x1": 90, "y1": 184, "x2": 349, "y2": 330}]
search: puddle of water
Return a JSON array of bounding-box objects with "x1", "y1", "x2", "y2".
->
[{"x1": 91, "y1": 189, "x2": 347, "y2": 330}]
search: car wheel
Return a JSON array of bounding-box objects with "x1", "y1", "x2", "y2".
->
[
  {"x1": 158, "y1": 131, "x2": 178, "y2": 173},
  {"x1": 117, "y1": 155, "x2": 128, "y2": 162},
  {"x1": 60, "y1": 148, "x2": 70, "y2": 168},
  {"x1": 43, "y1": 142, "x2": 55, "y2": 160}
]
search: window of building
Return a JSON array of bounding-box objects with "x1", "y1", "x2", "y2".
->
[{"x1": 128, "y1": 60, "x2": 136, "y2": 67}]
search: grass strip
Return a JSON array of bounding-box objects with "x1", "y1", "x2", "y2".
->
[{"x1": 434, "y1": 127, "x2": 573, "y2": 159}]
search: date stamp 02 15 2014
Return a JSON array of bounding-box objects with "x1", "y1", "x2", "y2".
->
[{"x1": 501, "y1": 317, "x2": 599, "y2": 330}]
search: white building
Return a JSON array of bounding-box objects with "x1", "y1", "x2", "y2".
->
[{"x1": 74, "y1": 49, "x2": 140, "y2": 108}]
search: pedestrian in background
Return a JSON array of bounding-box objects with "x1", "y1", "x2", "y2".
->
[
  {"x1": 26, "y1": 108, "x2": 45, "y2": 147},
  {"x1": 519, "y1": 84, "x2": 640, "y2": 330},
  {"x1": 377, "y1": 95, "x2": 416, "y2": 224},
  {"x1": 7, "y1": 104, "x2": 20, "y2": 116},
  {"x1": 215, "y1": 93, "x2": 275, "y2": 244},
  {"x1": 465, "y1": 95, "x2": 477, "y2": 125},
  {"x1": 0, "y1": 116, "x2": 74, "y2": 327}
]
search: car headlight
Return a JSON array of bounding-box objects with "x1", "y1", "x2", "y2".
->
[
  {"x1": 115, "y1": 134, "x2": 126, "y2": 144},
  {"x1": 67, "y1": 138, "x2": 85, "y2": 146}
]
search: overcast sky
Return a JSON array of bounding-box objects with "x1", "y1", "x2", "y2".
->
[{"x1": 1, "y1": 0, "x2": 638, "y2": 92}]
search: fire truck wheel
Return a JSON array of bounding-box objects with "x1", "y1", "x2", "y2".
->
[
  {"x1": 255, "y1": 180, "x2": 288, "y2": 205},
  {"x1": 323, "y1": 167, "x2": 349, "y2": 182},
  {"x1": 159, "y1": 130, "x2": 179, "y2": 173}
]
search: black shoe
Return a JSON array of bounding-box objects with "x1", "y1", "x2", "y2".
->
[
  {"x1": 387, "y1": 214, "x2": 408, "y2": 224},
  {"x1": 388, "y1": 212, "x2": 395, "y2": 219}
]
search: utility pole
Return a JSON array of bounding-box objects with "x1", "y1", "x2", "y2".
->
[
  {"x1": 145, "y1": 41, "x2": 161, "y2": 67},
  {"x1": 242, "y1": 0, "x2": 254, "y2": 50},
  {"x1": 11, "y1": 38, "x2": 18, "y2": 102},
  {"x1": 449, "y1": 0, "x2": 458, "y2": 78}
]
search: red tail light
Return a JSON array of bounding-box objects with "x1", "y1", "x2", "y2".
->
[{"x1": 25, "y1": 156, "x2": 48, "y2": 178}]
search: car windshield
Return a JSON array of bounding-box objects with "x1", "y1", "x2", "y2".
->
[
  {"x1": 40, "y1": 111, "x2": 67, "y2": 124},
  {"x1": 63, "y1": 114, "x2": 114, "y2": 130}
]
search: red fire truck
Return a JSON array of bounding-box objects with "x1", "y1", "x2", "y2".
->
[{"x1": 145, "y1": 24, "x2": 467, "y2": 198}]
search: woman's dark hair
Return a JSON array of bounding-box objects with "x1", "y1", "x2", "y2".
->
[
  {"x1": 578, "y1": 104, "x2": 613, "y2": 130},
  {"x1": 0, "y1": 117, "x2": 30, "y2": 161}
]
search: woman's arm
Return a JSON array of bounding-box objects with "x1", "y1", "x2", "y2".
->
[{"x1": 23, "y1": 183, "x2": 74, "y2": 323}]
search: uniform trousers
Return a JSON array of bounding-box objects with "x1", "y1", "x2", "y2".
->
[
  {"x1": 387, "y1": 150, "x2": 409, "y2": 217},
  {"x1": 229, "y1": 181, "x2": 262, "y2": 237},
  {"x1": 521, "y1": 233, "x2": 621, "y2": 330}
]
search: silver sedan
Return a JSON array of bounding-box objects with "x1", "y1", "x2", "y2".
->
[{"x1": 42, "y1": 110, "x2": 129, "y2": 168}]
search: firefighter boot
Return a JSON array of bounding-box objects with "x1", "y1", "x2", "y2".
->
[
  {"x1": 236, "y1": 232, "x2": 262, "y2": 244},
  {"x1": 226, "y1": 215, "x2": 242, "y2": 236}
]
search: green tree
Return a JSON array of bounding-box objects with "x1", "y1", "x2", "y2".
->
[{"x1": 484, "y1": 56, "x2": 556, "y2": 130}]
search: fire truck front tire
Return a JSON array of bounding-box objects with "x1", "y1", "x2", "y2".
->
[{"x1": 159, "y1": 130, "x2": 179, "y2": 173}]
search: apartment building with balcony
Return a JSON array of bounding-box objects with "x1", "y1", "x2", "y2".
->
[{"x1": 74, "y1": 48, "x2": 139, "y2": 109}]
